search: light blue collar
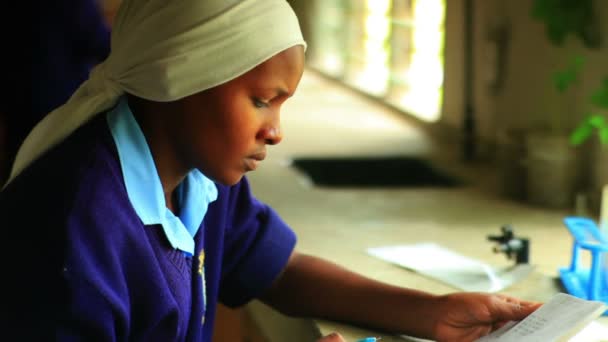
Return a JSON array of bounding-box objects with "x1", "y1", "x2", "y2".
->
[{"x1": 107, "y1": 97, "x2": 218, "y2": 256}]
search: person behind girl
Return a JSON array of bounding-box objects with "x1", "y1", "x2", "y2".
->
[
  {"x1": 0, "y1": 0, "x2": 541, "y2": 341},
  {"x1": 1, "y1": 0, "x2": 111, "y2": 185}
]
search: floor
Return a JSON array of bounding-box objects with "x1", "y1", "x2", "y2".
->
[{"x1": 214, "y1": 69, "x2": 601, "y2": 341}]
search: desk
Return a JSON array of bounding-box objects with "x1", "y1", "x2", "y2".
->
[
  {"x1": 245, "y1": 271, "x2": 608, "y2": 341},
  {"x1": 244, "y1": 155, "x2": 608, "y2": 340},
  {"x1": 244, "y1": 161, "x2": 608, "y2": 341}
]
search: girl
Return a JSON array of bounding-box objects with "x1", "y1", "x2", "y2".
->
[{"x1": 0, "y1": 0, "x2": 540, "y2": 341}]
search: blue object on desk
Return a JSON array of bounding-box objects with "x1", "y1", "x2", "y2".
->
[
  {"x1": 357, "y1": 338, "x2": 379, "y2": 342},
  {"x1": 559, "y1": 216, "x2": 608, "y2": 316}
]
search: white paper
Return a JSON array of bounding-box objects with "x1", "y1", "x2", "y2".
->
[
  {"x1": 568, "y1": 321, "x2": 608, "y2": 342},
  {"x1": 475, "y1": 293, "x2": 607, "y2": 342},
  {"x1": 367, "y1": 243, "x2": 534, "y2": 292}
]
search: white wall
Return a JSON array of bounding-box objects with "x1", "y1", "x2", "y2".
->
[{"x1": 441, "y1": 0, "x2": 608, "y2": 156}]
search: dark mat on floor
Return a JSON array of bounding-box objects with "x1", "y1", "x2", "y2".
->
[{"x1": 291, "y1": 156, "x2": 461, "y2": 188}]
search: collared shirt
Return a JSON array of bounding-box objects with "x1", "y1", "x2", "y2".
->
[
  {"x1": 1, "y1": 107, "x2": 297, "y2": 341},
  {"x1": 106, "y1": 96, "x2": 218, "y2": 256}
]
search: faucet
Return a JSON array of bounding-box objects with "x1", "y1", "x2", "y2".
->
[{"x1": 487, "y1": 225, "x2": 529, "y2": 264}]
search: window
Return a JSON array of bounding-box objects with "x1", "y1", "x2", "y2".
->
[{"x1": 308, "y1": 0, "x2": 446, "y2": 122}]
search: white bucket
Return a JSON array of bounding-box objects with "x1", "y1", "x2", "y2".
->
[{"x1": 524, "y1": 134, "x2": 580, "y2": 208}]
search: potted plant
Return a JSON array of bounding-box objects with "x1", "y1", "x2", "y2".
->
[
  {"x1": 522, "y1": 0, "x2": 603, "y2": 209},
  {"x1": 570, "y1": 78, "x2": 608, "y2": 146},
  {"x1": 523, "y1": 56, "x2": 584, "y2": 208},
  {"x1": 569, "y1": 78, "x2": 608, "y2": 219}
]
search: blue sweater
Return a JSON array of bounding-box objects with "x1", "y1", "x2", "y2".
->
[{"x1": 0, "y1": 114, "x2": 296, "y2": 341}]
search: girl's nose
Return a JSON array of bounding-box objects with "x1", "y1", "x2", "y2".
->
[{"x1": 258, "y1": 127, "x2": 283, "y2": 145}]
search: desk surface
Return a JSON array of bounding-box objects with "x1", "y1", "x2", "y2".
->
[
  {"x1": 246, "y1": 270, "x2": 608, "y2": 342},
  {"x1": 245, "y1": 153, "x2": 608, "y2": 340},
  {"x1": 316, "y1": 272, "x2": 608, "y2": 341},
  {"x1": 245, "y1": 146, "x2": 608, "y2": 341}
]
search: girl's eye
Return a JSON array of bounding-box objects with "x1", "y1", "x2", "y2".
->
[{"x1": 253, "y1": 98, "x2": 269, "y2": 108}]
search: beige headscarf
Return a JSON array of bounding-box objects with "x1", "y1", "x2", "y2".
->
[{"x1": 6, "y1": 0, "x2": 306, "y2": 186}]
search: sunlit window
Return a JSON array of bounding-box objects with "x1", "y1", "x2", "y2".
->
[
  {"x1": 309, "y1": 0, "x2": 446, "y2": 122},
  {"x1": 346, "y1": 0, "x2": 391, "y2": 96},
  {"x1": 311, "y1": 0, "x2": 347, "y2": 77}
]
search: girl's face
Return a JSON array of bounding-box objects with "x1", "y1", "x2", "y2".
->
[{"x1": 169, "y1": 45, "x2": 305, "y2": 185}]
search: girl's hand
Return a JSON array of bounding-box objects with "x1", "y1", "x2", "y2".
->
[
  {"x1": 432, "y1": 292, "x2": 542, "y2": 342},
  {"x1": 317, "y1": 332, "x2": 347, "y2": 342}
]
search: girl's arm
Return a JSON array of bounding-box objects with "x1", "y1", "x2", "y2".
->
[{"x1": 260, "y1": 251, "x2": 540, "y2": 342}]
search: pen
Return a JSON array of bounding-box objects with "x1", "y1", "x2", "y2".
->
[{"x1": 357, "y1": 338, "x2": 381, "y2": 342}]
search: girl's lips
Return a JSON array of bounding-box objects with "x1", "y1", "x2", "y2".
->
[
  {"x1": 249, "y1": 151, "x2": 267, "y2": 161},
  {"x1": 244, "y1": 151, "x2": 266, "y2": 171}
]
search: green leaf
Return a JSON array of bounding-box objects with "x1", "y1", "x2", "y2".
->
[
  {"x1": 600, "y1": 126, "x2": 608, "y2": 145},
  {"x1": 530, "y1": 0, "x2": 596, "y2": 48},
  {"x1": 570, "y1": 123, "x2": 594, "y2": 145},
  {"x1": 588, "y1": 114, "x2": 606, "y2": 127},
  {"x1": 590, "y1": 78, "x2": 608, "y2": 109},
  {"x1": 572, "y1": 55, "x2": 586, "y2": 69},
  {"x1": 531, "y1": 0, "x2": 550, "y2": 18},
  {"x1": 553, "y1": 72, "x2": 572, "y2": 92},
  {"x1": 552, "y1": 56, "x2": 585, "y2": 92}
]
